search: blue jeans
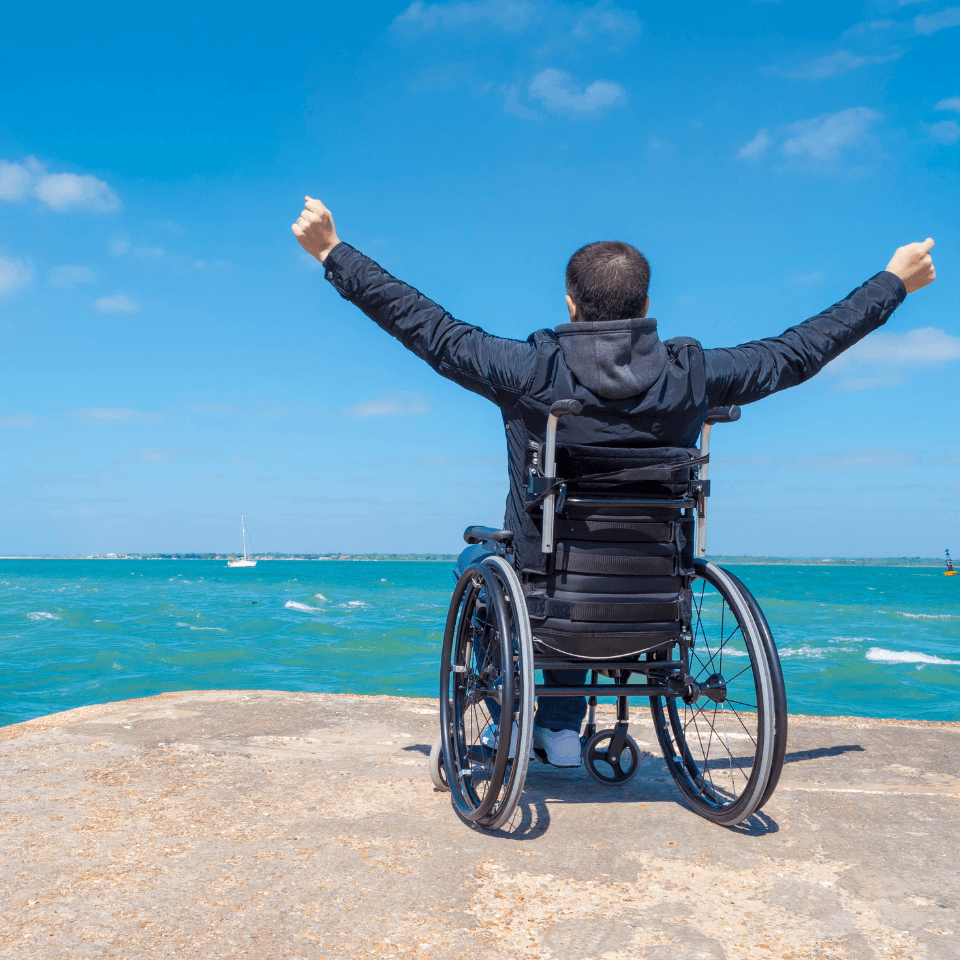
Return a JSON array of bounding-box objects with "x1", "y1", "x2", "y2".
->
[{"x1": 453, "y1": 545, "x2": 587, "y2": 734}]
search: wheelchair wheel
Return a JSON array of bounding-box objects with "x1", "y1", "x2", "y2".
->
[
  {"x1": 583, "y1": 729, "x2": 640, "y2": 786},
  {"x1": 721, "y1": 567, "x2": 787, "y2": 812},
  {"x1": 440, "y1": 555, "x2": 534, "y2": 830},
  {"x1": 428, "y1": 735, "x2": 449, "y2": 792},
  {"x1": 650, "y1": 559, "x2": 785, "y2": 826}
]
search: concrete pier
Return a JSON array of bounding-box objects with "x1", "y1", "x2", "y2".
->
[{"x1": 1, "y1": 690, "x2": 958, "y2": 959}]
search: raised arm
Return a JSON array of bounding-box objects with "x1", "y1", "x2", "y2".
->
[
  {"x1": 704, "y1": 239, "x2": 936, "y2": 408},
  {"x1": 293, "y1": 196, "x2": 536, "y2": 404}
]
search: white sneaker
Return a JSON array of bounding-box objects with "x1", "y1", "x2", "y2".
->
[
  {"x1": 533, "y1": 725, "x2": 583, "y2": 767},
  {"x1": 480, "y1": 720, "x2": 534, "y2": 760}
]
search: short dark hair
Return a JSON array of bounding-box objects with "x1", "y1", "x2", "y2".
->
[{"x1": 565, "y1": 241, "x2": 651, "y2": 324}]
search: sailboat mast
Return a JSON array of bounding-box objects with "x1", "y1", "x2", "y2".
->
[{"x1": 241, "y1": 514, "x2": 247, "y2": 561}]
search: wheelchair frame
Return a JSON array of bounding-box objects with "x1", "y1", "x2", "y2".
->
[{"x1": 431, "y1": 402, "x2": 788, "y2": 830}]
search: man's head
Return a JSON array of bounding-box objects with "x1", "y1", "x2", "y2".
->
[{"x1": 564, "y1": 241, "x2": 651, "y2": 323}]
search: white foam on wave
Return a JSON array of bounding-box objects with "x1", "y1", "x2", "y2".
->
[
  {"x1": 866, "y1": 647, "x2": 960, "y2": 666},
  {"x1": 285, "y1": 600, "x2": 322, "y2": 613},
  {"x1": 346, "y1": 600, "x2": 368, "y2": 608},
  {"x1": 27, "y1": 611, "x2": 60, "y2": 621},
  {"x1": 314, "y1": 593, "x2": 327, "y2": 602},
  {"x1": 830, "y1": 636, "x2": 872, "y2": 643},
  {"x1": 899, "y1": 612, "x2": 957, "y2": 620},
  {"x1": 778, "y1": 645, "x2": 826, "y2": 660},
  {"x1": 190, "y1": 626, "x2": 226, "y2": 631}
]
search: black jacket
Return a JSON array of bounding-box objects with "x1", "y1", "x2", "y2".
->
[{"x1": 322, "y1": 242, "x2": 906, "y2": 539}]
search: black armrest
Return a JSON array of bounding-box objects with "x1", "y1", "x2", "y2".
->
[{"x1": 463, "y1": 526, "x2": 515, "y2": 545}]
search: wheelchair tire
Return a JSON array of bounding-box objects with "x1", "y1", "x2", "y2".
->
[
  {"x1": 650, "y1": 559, "x2": 781, "y2": 826},
  {"x1": 428, "y1": 735, "x2": 449, "y2": 792},
  {"x1": 439, "y1": 556, "x2": 534, "y2": 830},
  {"x1": 721, "y1": 567, "x2": 787, "y2": 812},
  {"x1": 583, "y1": 729, "x2": 641, "y2": 786}
]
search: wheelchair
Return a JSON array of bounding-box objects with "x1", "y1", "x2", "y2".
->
[{"x1": 428, "y1": 401, "x2": 787, "y2": 830}]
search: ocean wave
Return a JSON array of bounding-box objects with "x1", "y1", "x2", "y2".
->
[
  {"x1": 285, "y1": 600, "x2": 322, "y2": 613},
  {"x1": 345, "y1": 600, "x2": 368, "y2": 608},
  {"x1": 866, "y1": 647, "x2": 960, "y2": 666},
  {"x1": 27, "y1": 611, "x2": 60, "y2": 621},
  {"x1": 899, "y1": 612, "x2": 957, "y2": 620},
  {"x1": 189, "y1": 626, "x2": 226, "y2": 631},
  {"x1": 314, "y1": 593, "x2": 327, "y2": 602},
  {"x1": 830, "y1": 636, "x2": 873, "y2": 643},
  {"x1": 778, "y1": 645, "x2": 826, "y2": 660}
]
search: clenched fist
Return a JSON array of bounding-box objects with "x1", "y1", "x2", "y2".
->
[
  {"x1": 292, "y1": 196, "x2": 340, "y2": 263},
  {"x1": 886, "y1": 238, "x2": 936, "y2": 294}
]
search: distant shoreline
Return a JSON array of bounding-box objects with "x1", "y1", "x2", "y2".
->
[{"x1": 0, "y1": 554, "x2": 949, "y2": 567}]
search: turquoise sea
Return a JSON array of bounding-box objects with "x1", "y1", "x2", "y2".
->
[{"x1": 1, "y1": 559, "x2": 958, "y2": 727}]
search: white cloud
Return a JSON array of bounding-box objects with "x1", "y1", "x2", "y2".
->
[
  {"x1": 827, "y1": 327, "x2": 960, "y2": 391},
  {"x1": 769, "y1": 50, "x2": 891, "y2": 81},
  {"x1": 780, "y1": 107, "x2": 883, "y2": 160},
  {"x1": 571, "y1": 1, "x2": 641, "y2": 46},
  {"x1": 110, "y1": 239, "x2": 130, "y2": 255},
  {"x1": 410, "y1": 62, "x2": 493, "y2": 94},
  {"x1": 501, "y1": 83, "x2": 541, "y2": 118},
  {"x1": 915, "y1": 6, "x2": 960, "y2": 33},
  {"x1": 0, "y1": 412, "x2": 54, "y2": 428},
  {"x1": 935, "y1": 96, "x2": 960, "y2": 112},
  {"x1": 94, "y1": 293, "x2": 140, "y2": 315},
  {"x1": 393, "y1": 0, "x2": 536, "y2": 35},
  {"x1": 926, "y1": 119, "x2": 960, "y2": 143},
  {"x1": 528, "y1": 68, "x2": 626, "y2": 117},
  {"x1": 68, "y1": 408, "x2": 167, "y2": 425},
  {"x1": 737, "y1": 128, "x2": 771, "y2": 160},
  {"x1": 0, "y1": 160, "x2": 37, "y2": 200},
  {"x1": 343, "y1": 391, "x2": 433, "y2": 418},
  {"x1": 35, "y1": 172, "x2": 120, "y2": 212},
  {"x1": 49, "y1": 265, "x2": 95, "y2": 288},
  {"x1": 790, "y1": 271, "x2": 825, "y2": 286},
  {"x1": 0, "y1": 256, "x2": 32, "y2": 296},
  {"x1": 0, "y1": 156, "x2": 120, "y2": 212},
  {"x1": 842, "y1": 19, "x2": 895, "y2": 37}
]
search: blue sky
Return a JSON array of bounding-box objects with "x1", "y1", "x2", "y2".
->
[{"x1": 1, "y1": 0, "x2": 958, "y2": 557}]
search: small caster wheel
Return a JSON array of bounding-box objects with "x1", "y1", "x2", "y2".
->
[
  {"x1": 583, "y1": 729, "x2": 640, "y2": 785},
  {"x1": 429, "y1": 735, "x2": 449, "y2": 792}
]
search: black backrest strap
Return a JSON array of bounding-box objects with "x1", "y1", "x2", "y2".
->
[
  {"x1": 554, "y1": 549, "x2": 676, "y2": 577},
  {"x1": 558, "y1": 519, "x2": 674, "y2": 542}
]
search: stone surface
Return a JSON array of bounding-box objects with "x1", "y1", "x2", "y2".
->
[{"x1": 1, "y1": 690, "x2": 958, "y2": 959}]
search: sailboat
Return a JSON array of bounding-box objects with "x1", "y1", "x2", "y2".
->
[
  {"x1": 945, "y1": 549, "x2": 958, "y2": 577},
  {"x1": 227, "y1": 515, "x2": 257, "y2": 568}
]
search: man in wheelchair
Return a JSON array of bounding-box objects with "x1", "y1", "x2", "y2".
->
[{"x1": 294, "y1": 197, "x2": 935, "y2": 828}]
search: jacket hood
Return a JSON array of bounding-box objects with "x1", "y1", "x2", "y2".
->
[{"x1": 554, "y1": 317, "x2": 668, "y2": 400}]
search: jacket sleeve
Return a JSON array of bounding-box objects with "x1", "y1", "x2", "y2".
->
[
  {"x1": 322, "y1": 242, "x2": 538, "y2": 405},
  {"x1": 703, "y1": 271, "x2": 907, "y2": 407}
]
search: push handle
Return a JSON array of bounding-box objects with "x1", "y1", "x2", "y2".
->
[
  {"x1": 550, "y1": 399, "x2": 583, "y2": 417},
  {"x1": 704, "y1": 405, "x2": 740, "y2": 425}
]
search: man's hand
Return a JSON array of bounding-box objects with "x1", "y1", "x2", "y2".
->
[
  {"x1": 885, "y1": 238, "x2": 936, "y2": 294},
  {"x1": 292, "y1": 196, "x2": 340, "y2": 263}
]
